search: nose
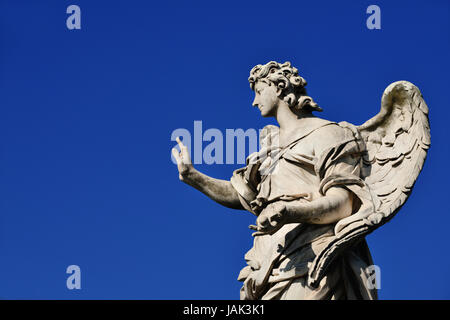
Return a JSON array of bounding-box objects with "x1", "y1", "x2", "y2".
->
[{"x1": 252, "y1": 98, "x2": 258, "y2": 107}]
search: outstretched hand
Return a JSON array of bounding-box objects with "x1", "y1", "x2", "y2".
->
[{"x1": 171, "y1": 137, "x2": 194, "y2": 181}]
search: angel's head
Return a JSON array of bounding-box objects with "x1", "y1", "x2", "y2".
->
[{"x1": 248, "y1": 61, "x2": 322, "y2": 117}]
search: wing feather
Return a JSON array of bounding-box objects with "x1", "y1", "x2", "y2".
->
[
  {"x1": 308, "y1": 81, "x2": 431, "y2": 287},
  {"x1": 358, "y1": 81, "x2": 430, "y2": 223}
]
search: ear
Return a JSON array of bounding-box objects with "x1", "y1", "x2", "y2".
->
[
  {"x1": 274, "y1": 80, "x2": 286, "y2": 97},
  {"x1": 276, "y1": 85, "x2": 283, "y2": 96}
]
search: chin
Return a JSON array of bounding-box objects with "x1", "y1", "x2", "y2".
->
[{"x1": 260, "y1": 110, "x2": 274, "y2": 117}]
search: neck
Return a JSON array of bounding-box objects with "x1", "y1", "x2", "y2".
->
[{"x1": 275, "y1": 101, "x2": 313, "y2": 132}]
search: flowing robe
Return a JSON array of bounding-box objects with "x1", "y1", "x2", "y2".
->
[{"x1": 230, "y1": 118, "x2": 378, "y2": 300}]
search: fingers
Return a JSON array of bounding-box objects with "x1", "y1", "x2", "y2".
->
[
  {"x1": 252, "y1": 231, "x2": 269, "y2": 237},
  {"x1": 269, "y1": 212, "x2": 283, "y2": 226},
  {"x1": 251, "y1": 226, "x2": 280, "y2": 237},
  {"x1": 171, "y1": 147, "x2": 181, "y2": 164},
  {"x1": 253, "y1": 205, "x2": 286, "y2": 235},
  {"x1": 174, "y1": 136, "x2": 192, "y2": 164},
  {"x1": 258, "y1": 215, "x2": 269, "y2": 229},
  {"x1": 253, "y1": 216, "x2": 272, "y2": 235},
  {"x1": 257, "y1": 212, "x2": 278, "y2": 229},
  {"x1": 175, "y1": 136, "x2": 185, "y2": 149},
  {"x1": 250, "y1": 224, "x2": 271, "y2": 236}
]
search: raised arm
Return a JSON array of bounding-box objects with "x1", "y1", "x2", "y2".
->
[{"x1": 172, "y1": 137, "x2": 244, "y2": 210}]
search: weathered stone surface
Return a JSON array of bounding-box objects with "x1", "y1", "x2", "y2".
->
[{"x1": 172, "y1": 61, "x2": 430, "y2": 300}]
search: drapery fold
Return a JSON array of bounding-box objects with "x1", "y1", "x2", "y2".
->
[{"x1": 230, "y1": 119, "x2": 378, "y2": 300}]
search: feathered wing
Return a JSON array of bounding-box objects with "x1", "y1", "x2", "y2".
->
[
  {"x1": 308, "y1": 81, "x2": 431, "y2": 287},
  {"x1": 358, "y1": 81, "x2": 430, "y2": 223}
]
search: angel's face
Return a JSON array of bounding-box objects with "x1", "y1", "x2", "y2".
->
[{"x1": 252, "y1": 81, "x2": 279, "y2": 117}]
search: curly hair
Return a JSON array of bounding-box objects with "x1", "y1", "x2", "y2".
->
[{"x1": 248, "y1": 61, "x2": 322, "y2": 113}]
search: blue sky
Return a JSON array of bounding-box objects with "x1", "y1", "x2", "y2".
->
[{"x1": 0, "y1": 0, "x2": 449, "y2": 299}]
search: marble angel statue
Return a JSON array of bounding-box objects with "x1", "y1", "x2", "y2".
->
[{"x1": 171, "y1": 61, "x2": 430, "y2": 300}]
